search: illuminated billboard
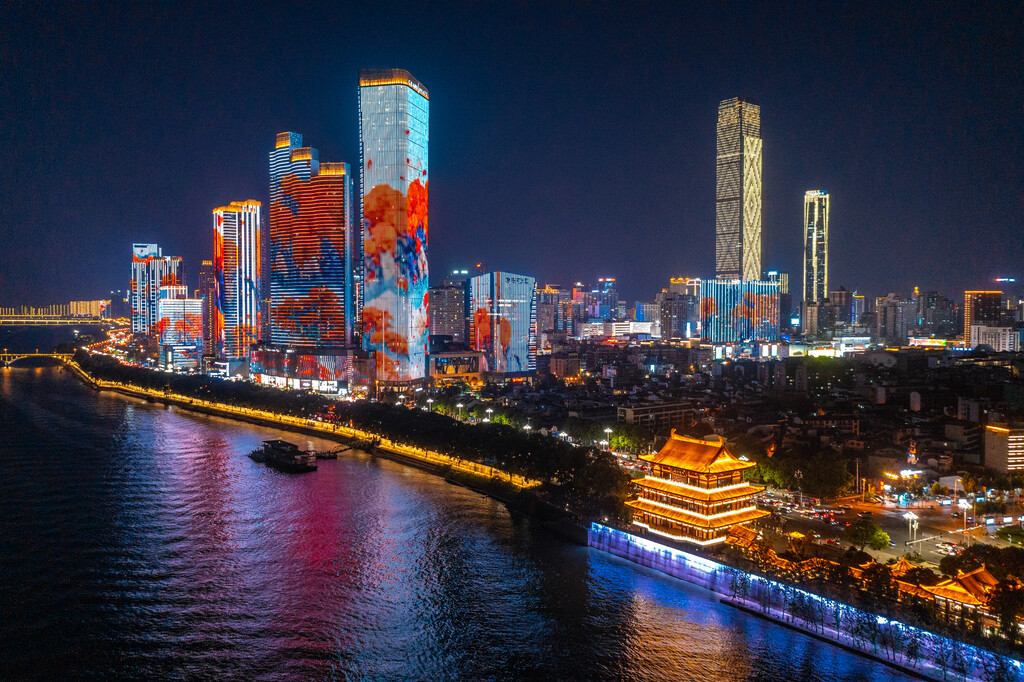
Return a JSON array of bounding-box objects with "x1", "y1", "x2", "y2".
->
[
  {"x1": 700, "y1": 279, "x2": 779, "y2": 343},
  {"x1": 359, "y1": 68, "x2": 429, "y2": 383},
  {"x1": 469, "y1": 271, "x2": 537, "y2": 375}
]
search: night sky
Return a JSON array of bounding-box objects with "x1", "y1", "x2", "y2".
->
[{"x1": 2, "y1": 2, "x2": 1022, "y2": 306}]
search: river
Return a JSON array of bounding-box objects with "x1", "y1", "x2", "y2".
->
[{"x1": 0, "y1": 367, "x2": 911, "y2": 680}]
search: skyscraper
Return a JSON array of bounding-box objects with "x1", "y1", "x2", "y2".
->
[
  {"x1": 468, "y1": 271, "x2": 537, "y2": 375},
  {"x1": 359, "y1": 68, "x2": 429, "y2": 383},
  {"x1": 964, "y1": 291, "x2": 1002, "y2": 336},
  {"x1": 198, "y1": 260, "x2": 216, "y2": 356},
  {"x1": 157, "y1": 285, "x2": 203, "y2": 370},
  {"x1": 213, "y1": 200, "x2": 262, "y2": 361},
  {"x1": 699, "y1": 279, "x2": 779, "y2": 343},
  {"x1": 429, "y1": 274, "x2": 468, "y2": 343},
  {"x1": 715, "y1": 97, "x2": 762, "y2": 281},
  {"x1": 802, "y1": 191, "x2": 829, "y2": 308},
  {"x1": 130, "y1": 243, "x2": 183, "y2": 336},
  {"x1": 268, "y1": 132, "x2": 354, "y2": 349}
]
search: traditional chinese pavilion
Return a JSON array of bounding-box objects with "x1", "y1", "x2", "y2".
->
[{"x1": 627, "y1": 431, "x2": 769, "y2": 545}]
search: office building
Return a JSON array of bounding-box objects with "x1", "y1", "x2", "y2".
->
[
  {"x1": 700, "y1": 279, "x2": 779, "y2": 343},
  {"x1": 970, "y1": 326, "x2": 1019, "y2": 352},
  {"x1": 716, "y1": 97, "x2": 762, "y2": 280},
  {"x1": 468, "y1": 271, "x2": 537, "y2": 375},
  {"x1": 130, "y1": 243, "x2": 183, "y2": 336},
  {"x1": 875, "y1": 293, "x2": 917, "y2": 345},
  {"x1": 268, "y1": 132, "x2": 354, "y2": 349},
  {"x1": 157, "y1": 285, "x2": 203, "y2": 370},
  {"x1": 359, "y1": 68, "x2": 429, "y2": 383},
  {"x1": 964, "y1": 291, "x2": 1002, "y2": 344},
  {"x1": 985, "y1": 424, "x2": 1024, "y2": 474},
  {"x1": 213, "y1": 200, "x2": 262, "y2": 360},
  {"x1": 198, "y1": 260, "x2": 216, "y2": 356},
  {"x1": 429, "y1": 277, "x2": 468, "y2": 342},
  {"x1": 802, "y1": 191, "x2": 829, "y2": 309}
]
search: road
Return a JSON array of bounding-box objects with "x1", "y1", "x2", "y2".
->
[{"x1": 772, "y1": 495, "x2": 1022, "y2": 566}]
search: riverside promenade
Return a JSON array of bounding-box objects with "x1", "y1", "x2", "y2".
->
[{"x1": 66, "y1": 361, "x2": 540, "y2": 490}]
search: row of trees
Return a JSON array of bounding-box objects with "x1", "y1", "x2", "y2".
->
[{"x1": 75, "y1": 351, "x2": 632, "y2": 520}]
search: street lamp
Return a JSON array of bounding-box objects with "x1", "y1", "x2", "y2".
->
[
  {"x1": 903, "y1": 511, "x2": 919, "y2": 544},
  {"x1": 600, "y1": 439, "x2": 608, "y2": 449},
  {"x1": 524, "y1": 424, "x2": 532, "y2": 433},
  {"x1": 484, "y1": 407, "x2": 493, "y2": 423},
  {"x1": 794, "y1": 469, "x2": 804, "y2": 508},
  {"x1": 427, "y1": 398, "x2": 434, "y2": 411},
  {"x1": 456, "y1": 403, "x2": 463, "y2": 420}
]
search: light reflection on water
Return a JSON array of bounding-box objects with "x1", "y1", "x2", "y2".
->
[{"x1": 0, "y1": 368, "x2": 910, "y2": 680}]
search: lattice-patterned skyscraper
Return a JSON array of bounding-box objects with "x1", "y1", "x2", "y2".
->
[
  {"x1": 802, "y1": 190, "x2": 829, "y2": 306},
  {"x1": 715, "y1": 97, "x2": 762, "y2": 281}
]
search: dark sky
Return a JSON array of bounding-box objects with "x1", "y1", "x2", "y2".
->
[{"x1": 2, "y1": 2, "x2": 1022, "y2": 306}]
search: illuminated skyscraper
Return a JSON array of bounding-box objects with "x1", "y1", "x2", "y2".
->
[
  {"x1": 198, "y1": 260, "x2": 216, "y2": 355},
  {"x1": 130, "y1": 243, "x2": 183, "y2": 335},
  {"x1": 157, "y1": 285, "x2": 203, "y2": 370},
  {"x1": 802, "y1": 191, "x2": 829, "y2": 309},
  {"x1": 700, "y1": 279, "x2": 779, "y2": 343},
  {"x1": 715, "y1": 97, "x2": 762, "y2": 281},
  {"x1": 469, "y1": 271, "x2": 537, "y2": 375},
  {"x1": 359, "y1": 68, "x2": 429, "y2": 383},
  {"x1": 213, "y1": 200, "x2": 262, "y2": 360},
  {"x1": 268, "y1": 132, "x2": 354, "y2": 349}
]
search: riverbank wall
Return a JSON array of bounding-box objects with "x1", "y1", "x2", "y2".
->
[{"x1": 588, "y1": 523, "x2": 1021, "y2": 681}]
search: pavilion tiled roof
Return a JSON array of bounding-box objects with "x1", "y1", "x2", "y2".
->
[
  {"x1": 634, "y1": 476, "x2": 765, "y2": 502},
  {"x1": 639, "y1": 431, "x2": 756, "y2": 474},
  {"x1": 627, "y1": 499, "x2": 768, "y2": 530}
]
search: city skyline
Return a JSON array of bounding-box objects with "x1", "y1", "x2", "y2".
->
[{"x1": 1, "y1": 3, "x2": 1022, "y2": 306}]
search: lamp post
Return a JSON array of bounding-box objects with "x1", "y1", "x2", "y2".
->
[
  {"x1": 604, "y1": 427, "x2": 612, "y2": 450},
  {"x1": 456, "y1": 403, "x2": 463, "y2": 420},
  {"x1": 524, "y1": 424, "x2": 532, "y2": 434},
  {"x1": 427, "y1": 398, "x2": 434, "y2": 412},
  {"x1": 958, "y1": 499, "x2": 970, "y2": 545},
  {"x1": 484, "y1": 407, "x2": 492, "y2": 423},
  {"x1": 903, "y1": 511, "x2": 919, "y2": 544},
  {"x1": 600, "y1": 439, "x2": 608, "y2": 450}
]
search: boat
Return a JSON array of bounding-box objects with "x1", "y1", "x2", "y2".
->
[{"x1": 253, "y1": 439, "x2": 317, "y2": 473}]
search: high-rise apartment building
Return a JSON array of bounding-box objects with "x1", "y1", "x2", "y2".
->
[
  {"x1": 802, "y1": 190, "x2": 829, "y2": 306},
  {"x1": 964, "y1": 291, "x2": 1002, "y2": 341},
  {"x1": 130, "y1": 243, "x2": 183, "y2": 336},
  {"x1": 429, "y1": 275, "x2": 468, "y2": 342},
  {"x1": 715, "y1": 97, "x2": 762, "y2": 280},
  {"x1": 468, "y1": 271, "x2": 537, "y2": 375},
  {"x1": 213, "y1": 200, "x2": 262, "y2": 360},
  {"x1": 268, "y1": 132, "x2": 354, "y2": 349},
  {"x1": 157, "y1": 285, "x2": 203, "y2": 370},
  {"x1": 198, "y1": 260, "x2": 216, "y2": 356},
  {"x1": 359, "y1": 68, "x2": 429, "y2": 383}
]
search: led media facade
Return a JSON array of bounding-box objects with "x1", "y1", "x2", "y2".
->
[
  {"x1": 700, "y1": 279, "x2": 779, "y2": 343},
  {"x1": 214, "y1": 201, "x2": 262, "y2": 360},
  {"x1": 250, "y1": 348, "x2": 353, "y2": 392},
  {"x1": 269, "y1": 132, "x2": 354, "y2": 348},
  {"x1": 469, "y1": 271, "x2": 537, "y2": 375},
  {"x1": 130, "y1": 243, "x2": 183, "y2": 335},
  {"x1": 715, "y1": 98, "x2": 762, "y2": 280},
  {"x1": 359, "y1": 68, "x2": 429, "y2": 383},
  {"x1": 156, "y1": 285, "x2": 203, "y2": 369}
]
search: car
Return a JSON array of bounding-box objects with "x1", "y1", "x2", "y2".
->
[
  {"x1": 952, "y1": 511, "x2": 961, "y2": 518},
  {"x1": 839, "y1": 505, "x2": 852, "y2": 511},
  {"x1": 858, "y1": 511, "x2": 873, "y2": 518}
]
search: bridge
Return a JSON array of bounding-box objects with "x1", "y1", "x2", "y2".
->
[
  {"x1": 0, "y1": 317, "x2": 109, "y2": 326},
  {"x1": 0, "y1": 353, "x2": 74, "y2": 367}
]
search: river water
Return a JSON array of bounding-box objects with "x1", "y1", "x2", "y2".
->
[{"x1": 0, "y1": 367, "x2": 911, "y2": 680}]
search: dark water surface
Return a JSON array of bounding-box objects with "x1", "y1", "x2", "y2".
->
[{"x1": 0, "y1": 368, "x2": 911, "y2": 680}]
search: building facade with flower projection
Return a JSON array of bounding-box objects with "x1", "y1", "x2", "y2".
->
[
  {"x1": 156, "y1": 285, "x2": 203, "y2": 370},
  {"x1": 358, "y1": 68, "x2": 429, "y2": 386},
  {"x1": 250, "y1": 132, "x2": 357, "y2": 393},
  {"x1": 699, "y1": 278, "x2": 779, "y2": 345},
  {"x1": 130, "y1": 243, "x2": 183, "y2": 336},
  {"x1": 469, "y1": 271, "x2": 537, "y2": 377},
  {"x1": 213, "y1": 200, "x2": 262, "y2": 369}
]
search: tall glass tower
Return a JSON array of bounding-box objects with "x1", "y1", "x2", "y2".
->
[
  {"x1": 358, "y1": 68, "x2": 429, "y2": 383},
  {"x1": 213, "y1": 200, "x2": 262, "y2": 360},
  {"x1": 802, "y1": 190, "x2": 829, "y2": 306},
  {"x1": 268, "y1": 132, "x2": 354, "y2": 349},
  {"x1": 715, "y1": 97, "x2": 762, "y2": 281}
]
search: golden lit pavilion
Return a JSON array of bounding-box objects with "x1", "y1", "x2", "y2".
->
[{"x1": 627, "y1": 431, "x2": 769, "y2": 545}]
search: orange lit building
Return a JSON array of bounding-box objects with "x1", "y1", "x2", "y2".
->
[{"x1": 627, "y1": 431, "x2": 768, "y2": 545}]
